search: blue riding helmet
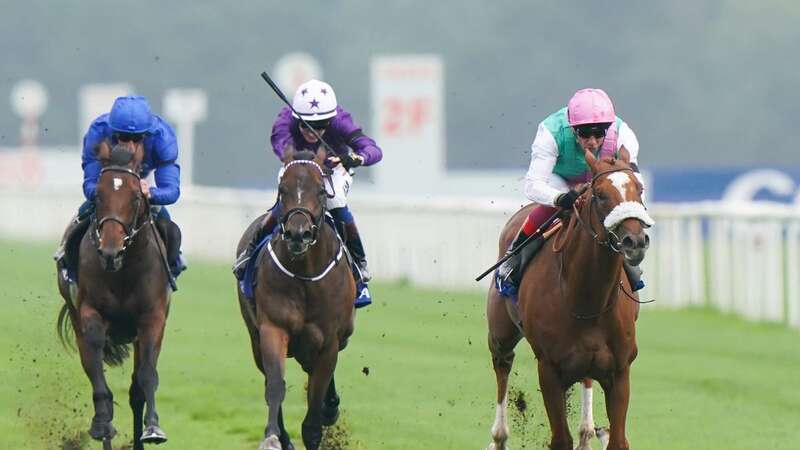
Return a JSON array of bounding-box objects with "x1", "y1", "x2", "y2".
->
[{"x1": 109, "y1": 95, "x2": 155, "y2": 133}]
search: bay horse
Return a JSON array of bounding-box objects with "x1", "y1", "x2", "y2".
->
[
  {"x1": 56, "y1": 141, "x2": 172, "y2": 450},
  {"x1": 486, "y1": 148, "x2": 653, "y2": 450},
  {"x1": 236, "y1": 148, "x2": 355, "y2": 450}
]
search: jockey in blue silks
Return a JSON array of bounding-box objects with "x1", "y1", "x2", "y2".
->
[
  {"x1": 233, "y1": 79, "x2": 382, "y2": 307},
  {"x1": 55, "y1": 95, "x2": 185, "y2": 279}
]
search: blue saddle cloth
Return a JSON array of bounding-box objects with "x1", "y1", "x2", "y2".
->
[
  {"x1": 240, "y1": 218, "x2": 372, "y2": 307},
  {"x1": 240, "y1": 232, "x2": 274, "y2": 300}
]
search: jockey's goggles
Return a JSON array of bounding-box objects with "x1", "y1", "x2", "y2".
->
[
  {"x1": 299, "y1": 119, "x2": 331, "y2": 131},
  {"x1": 575, "y1": 123, "x2": 611, "y2": 139},
  {"x1": 114, "y1": 132, "x2": 145, "y2": 143}
]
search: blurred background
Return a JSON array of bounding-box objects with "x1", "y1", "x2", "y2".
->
[{"x1": 2, "y1": 1, "x2": 799, "y2": 449}]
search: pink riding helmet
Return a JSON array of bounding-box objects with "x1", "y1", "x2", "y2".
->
[{"x1": 567, "y1": 88, "x2": 615, "y2": 126}]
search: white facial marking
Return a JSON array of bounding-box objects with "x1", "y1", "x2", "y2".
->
[
  {"x1": 607, "y1": 172, "x2": 630, "y2": 200},
  {"x1": 113, "y1": 177, "x2": 122, "y2": 191}
]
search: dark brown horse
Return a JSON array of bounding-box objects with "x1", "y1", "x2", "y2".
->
[
  {"x1": 486, "y1": 149, "x2": 653, "y2": 450},
  {"x1": 236, "y1": 148, "x2": 355, "y2": 450},
  {"x1": 56, "y1": 141, "x2": 172, "y2": 450}
]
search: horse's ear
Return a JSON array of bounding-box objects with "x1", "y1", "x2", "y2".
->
[
  {"x1": 584, "y1": 149, "x2": 599, "y2": 173},
  {"x1": 94, "y1": 140, "x2": 112, "y2": 163},
  {"x1": 619, "y1": 145, "x2": 631, "y2": 164},
  {"x1": 132, "y1": 142, "x2": 145, "y2": 167},
  {"x1": 281, "y1": 145, "x2": 295, "y2": 164},
  {"x1": 314, "y1": 147, "x2": 327, "y2": 165}
]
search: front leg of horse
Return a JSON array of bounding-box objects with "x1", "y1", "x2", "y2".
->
[
  {"x1": 601, "y1": 368, "x2": 632, "y2": 450},
  {"x1": 257, "y1": 323, "x2": 289, "y2": 450},
  {"x1": 129, "y1": 342, "x2": 146, "y2": 450},
  {"x1": 575, "y1": 378, "x2": 596, "y2": 450},
  {"x1": 77, "y1": 308, "x2": 117, "y2": 442},
  {"x1": 537, "y1": 360, "x2": 573, "y2": 450},
  {"x1": 302, "y1": 347, "x2": 338, "y2": 450},
  {"x1": 137, "y1": 315, "x2": 168, "y2": 444},
  {"x1": 321, "y1": 375, "x2": 340, "y2": 426}
]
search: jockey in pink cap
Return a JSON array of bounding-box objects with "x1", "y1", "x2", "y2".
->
[{"x1": 496, "y1": 88, "x2": 645, "y2": 297}]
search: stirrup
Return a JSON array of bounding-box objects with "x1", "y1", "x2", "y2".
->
[{"x1": 355, "y1": 281, "x2": 372, "y2": 308}]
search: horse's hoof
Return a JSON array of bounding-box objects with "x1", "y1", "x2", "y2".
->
[
  {"x1": 258, "y1": 435, "x2": 282, "y2": 450},
  {"x1": 88, "y1": 419, "x2": 117, "y2": 441},
  {"x1": 321, "y1": 405, "x2": 340, "y2": 426},
  {"x1": 595, "y1": 426, "x2": 610, "y2": 448},
  {"x1": 486, "y1": 443, "x2": 508, "y2": 450},
  {"x1": 279, "y1": 434, "x2": 295, "y2": 450},
  {"x1": 141, "y1": 425, "x2": 168, "y2": 444}
]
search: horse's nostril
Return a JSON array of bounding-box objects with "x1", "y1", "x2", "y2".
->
[
  {"x1": 302, "y1": 230, "x2": 313, "y2": 241},
  {"x1": 622, "y1": 236, "x2": 635, "y2": 249},
  {"x1": 644, "y1": 234, "x2": 650, "y2": 249}
]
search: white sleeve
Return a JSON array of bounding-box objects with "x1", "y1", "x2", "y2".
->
[
  {"x1": 523, "y1": 123, "x2": 564, "y2": 206},
  {"x1": 617, "y1": 121, "x2": 645, "y2": 189},
  {"x1": 617, "y1": 121, "x2": 639, "y2": 167}
]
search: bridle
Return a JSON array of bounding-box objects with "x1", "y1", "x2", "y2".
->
[
  {"x1": 572, "y1": 167, "x2": 637, "y2": 253},
  {"x1": 277, "y1": 160, "x2": 330, "y2": 246},
  {"x1": 555, "y1": 166, "x2": 653, "y2": 319},
  {"x1": 269, "y1": 159, "x2": 344, "y2": 281},
  {"x1": 92, "y1": 166, "x2": 149, "y2": 256}
]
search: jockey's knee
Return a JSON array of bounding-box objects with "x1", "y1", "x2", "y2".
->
[{"x1": 329, "y1": 205, "x2": 354, "y2": 224}]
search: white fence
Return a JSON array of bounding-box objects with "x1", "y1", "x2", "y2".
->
[{"x1": 2, "y1": 186, "x2": 798, "y2": 329}]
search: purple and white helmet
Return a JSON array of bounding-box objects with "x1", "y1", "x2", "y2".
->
[{"x1": 291, "y1": 79, "x2": 338, "y2": 121}]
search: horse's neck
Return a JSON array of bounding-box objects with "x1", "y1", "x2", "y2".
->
[
  {"x1": 561, "y1": 203, "x2": 623, "y2": 305},
  {"x1": 275, "y1": 225, "x2": 339, "y2": 274}
]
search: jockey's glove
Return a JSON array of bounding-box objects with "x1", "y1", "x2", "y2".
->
[
  {"x1": 340, "y1": 152, "x2": 364, "y2": 169},
  {"x1": 556, "y1": 189, "x2": 580, "y2": 209}
]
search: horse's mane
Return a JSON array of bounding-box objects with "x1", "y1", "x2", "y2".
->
[
  {"x1": 291, "y1": 149, "x2": 318, "y2": 161},
  {"x1": 109, "y1": 144, "x2": 135, "y2": 167}
]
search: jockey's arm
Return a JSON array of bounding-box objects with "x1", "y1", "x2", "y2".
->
[
  {"x1": 148, "y1": 139, "x2": 180, "y2": 205},
  {"x1": 523, "y1": 123, "x2": 563, "y2": 207},
  {"x1": 617, "y1": 121, "x2": 645, "y2": 186},
  {"x1": 270, "y1": 107, "x2": 294, "y2": 159},
  {"x1": 346, "y1": 130, "x2": 382, "y2": 166},
  {"x1": 80, "y1": 124, "x2": 105, "y2": 201}
]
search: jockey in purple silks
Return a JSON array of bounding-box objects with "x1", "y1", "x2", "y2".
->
[
  {"x1": 496, "y1": 88, "x2": 647, "y2": 299},
  {"x1": 233, "y1": 79, "x2": 382, "y2": 307}
]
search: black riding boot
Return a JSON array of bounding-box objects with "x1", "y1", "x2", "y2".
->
[
  {"x1": 156, "y1": 216, "x2": 184, "y2": 277},
  {"x1": 233, "y1": 213, "x2": 279, "y2": 279},
  {"x1": 343, "y1": 221, "x2": 371, "y2": 282},
  {"x1": 497, "y1": 228, "x2": 544, "y2": 290},
  {"x1": 54, "y1": 214, "x2": 92, "y2": 281}
]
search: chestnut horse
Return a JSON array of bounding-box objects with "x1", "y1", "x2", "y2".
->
[
  {"x1": 56, "y1": 142, "x2": 172, "y2": 450},
  {"x1": 486, "y1": 149, "x2": 653, "y2": 450},
  {"x1": 236, "y1": 148, "x2": 355, "y2": 450}
]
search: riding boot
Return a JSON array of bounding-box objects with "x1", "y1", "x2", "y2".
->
[
  {"x1": 233, "y1": 212, "x2": 279, "y2": 279},
  {"x1": 623, "y1": 260, "x2": 645, "y2": 292},
  {"x1": 343, "y1": 221, "x2": 371, "y2": 282},
  {"x1": 496, "y1": 227, "x2": 544, "y2": 296},
  {"x1": 156, "y1": 215, "x2": 184, "y2": 278}
]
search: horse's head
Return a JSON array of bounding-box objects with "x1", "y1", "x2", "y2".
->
[
  {"x1": 582, "y1": 147, "x2": 654, "y2": 266},
  {"x1": 92, "y1": 140, "x2": 148, "y2": 271},
  {"x1": 278, "y1": 147, "x2": 329, "y2": 257}
]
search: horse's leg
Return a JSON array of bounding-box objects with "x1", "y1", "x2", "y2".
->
[
  {"x1": 129, "y1": 341, "x2": 145, "y2": 450},
  {"x1": 537, "y1": 360, "x2": 572, "y2": 450},
  {"x1": 486, "y1": 288, "x2": 522, "y2": 450},
  {"x1": 257, "y1": 321, "x2": 289, "y2": 450},
  {"x1": 600, "y1": 367, "x2": 631, "y2": 450},
  {"x1": 575, "y1": 378, "x2": 596, "y2": 450},
  {"x1": 136, "y1": 311, "x2": 168, "y2": 444},
  {"x1": 277, "y1": 406, "x2": 295, "y2": 450},
  {"x1": 76, "y1": 306, "x2": 116, "y2": 441},
  {"x1": 301, "y1": 346, "x2": 338, "y2": 450},
  {"x1": 321, "y1": 374, "x2": 340, "y2": 426}
]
